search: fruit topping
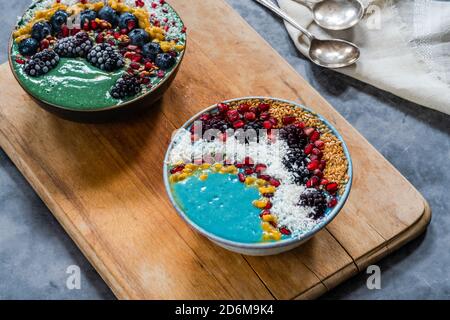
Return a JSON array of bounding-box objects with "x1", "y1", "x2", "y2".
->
[
  {"x1": 31, "y1": 21, "x2": 52, "y2": 41},
  {"x1": 155, "y1": 53, "x2": 175, "y2": 70},
  {"x1": 23, "y1": 49, "x2": 59, "y2": 77},
  {"x1": 98, "y1": 6, "x2": 119, "y2": 27},
  {"x1": 118, "y1": 12, "x2": 138, "y2": 31},
  {"x1": 110, "y1": 73, "x2": 142, "y2": 99},
  {"x1": 299, "y1": 189, "x2": 327, "y2": 220},
  {"x1": 142, "y1": 42, "x2": 162, "y2": 61},
  {"x1": 128, "y1": 28, "x2": 150, "y2": 47},
  {"x1": 80, "y1": 9, "x2": 98, "y2": 27},
  {"x1": 18, "y1": 38, "x2": 39, "y2": 56},
  {"x1": 54, "y1": 31, "x2": 93, "y2": 58},
  {"x1": 50, "y1": 10, "x2": 68, "y2": 33},
  {"x1": 87, "y1": 43, "x2": 124, "y2": 71}
]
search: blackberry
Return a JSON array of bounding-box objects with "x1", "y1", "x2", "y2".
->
[
  {"x1": 280, "y1": 124, "x2": 307, "y2": 149},
  {"x1": 283, "y1": 147, "x2": 311, "y2": 185},
  {"x1": 86, "y1": 43, "x2": 124, "y2": 71},
  {"x1": 23, "y1": 49, "x2": 60, "y2": 77},
  {"x1": 54, "y1": 32, "x2": 93, "y2": 58},
  {"x1": 18, "y1": 38, "x2": 39, "y2": 56},
  {"x1": 202, "y1": 115, "x2": 231, "y2": 134},
  {"x1": 31, "y1": 21, "x2": 52, "y2": 41},
  {"x1": 110, "y1": 74, "x2": 142, "y2": 99},
  {"x1": 299, "y1": 189, "x2": 327, "y2": 220}
]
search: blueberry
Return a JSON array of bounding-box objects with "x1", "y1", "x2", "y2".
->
[
  {"x1": 31, "y1": 21, "x2": 52, "y2": 41},
  {"x1": 155, "y1": 53, "x2": 176, "y2": 70},
  {"x1": 118, "y1": 12, "x2": 138, "y2": 31},
  {"x1": 18, "y1": 38, "x2": 39, "y2": 56},
  {"x1": 142, "y1": 42, "x2": 161, "y2": 61},
  {"x1": 80, "y1": 10, "x2": 97, "y2": 27},
  {"x1": 98, "y1": 6, "x2": 119, "y2": 27},
  {"x1": 50, "y1": 10, "x2": 68, "y2": 32},
  {"x1": 128, "y1": 29, "x2": 150, "y2": 47}
]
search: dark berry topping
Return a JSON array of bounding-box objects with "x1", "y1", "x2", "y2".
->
[
  {"x1": 110, "y1": 74, "x2": 142, "y2": 99},
  {"x1": 80, "y1": 9, "x2": 97, "y2": 26},
  {"x1": 142, "y1": 42, "x2": 161, "y2": 61},
  {"x1": 87, "y1": 43, "x2": 124, "y2": 71},
  {"x1": 128, "y1": 28, "x2": 150, "y2": 47},
  {"x1": 23, "y1": 49, "x2": 60, "y2": 77},
  {"x1": 18, "y1": 37, "x2": 39, "y2": 56},
  {"x1": 98, "y1": 6, "x2": 119, "y2": 27},
  {"x1": 31, "y1": 21, "x2": 52, "y2": 41},
  {"x1": 50, "y1": 10, "x2": 68, "y2": 32},
  {"x1": 283, "y1": 147, "x2": 311, "y2": 185},
  {"x1": 299, "y1": 189, "x2": 328, "y2": 220},
  {"x1": 155, "y1": 53, "x2": 175, "y2": 70},
  {"x1": 54, "y1": 32, "x2": 93, "y2": 58},
  {"x1": 118, "y1": 12, "x2": 138, "y2": 31},
  {"x1": 280, "y1": 124, "x2": 307, "y2": 149}
]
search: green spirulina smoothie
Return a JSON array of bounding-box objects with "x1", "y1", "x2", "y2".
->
[{"x1": 10, "y1": 1, "x2": 185, "y2": 111}]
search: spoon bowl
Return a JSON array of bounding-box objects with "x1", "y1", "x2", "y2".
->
[
  {"x1": 312, "y1": 0, "x2": 365, "y2": 30},
  {"x1": 309, "y1": 38, "x2": 360, "y2": 68}
]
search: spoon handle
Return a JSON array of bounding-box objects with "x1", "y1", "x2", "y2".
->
[{"x1": 254, "y1": 0, "x2": 314, "y2": 40}]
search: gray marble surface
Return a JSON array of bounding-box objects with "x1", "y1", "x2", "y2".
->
[{"x1": 0, "y1": 0, "x2": 449, "y2": 300}]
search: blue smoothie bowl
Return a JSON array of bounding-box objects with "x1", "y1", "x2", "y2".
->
[{"x1": 163, "y1": 97, "x2": 353, "y2": 256}]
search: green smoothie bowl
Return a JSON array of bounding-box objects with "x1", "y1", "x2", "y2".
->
[{"x1": 9, "y1": 0, "x2": 186, "y2": 121}]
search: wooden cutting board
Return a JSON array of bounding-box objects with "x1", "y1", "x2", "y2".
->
[{"x1": 0, "y1": 0, "x2": 430, "y2": 299}]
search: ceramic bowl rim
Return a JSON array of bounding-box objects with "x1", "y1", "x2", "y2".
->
[
  {"x1": 8, "y1": 0, "x2": 187, "y2": 113},
  {"x1": 163, "y1": 96, "x2": 353, "y2": 250}
]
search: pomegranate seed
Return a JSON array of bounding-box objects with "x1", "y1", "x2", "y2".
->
[
  {"x1": 181, "y1": 26, "x2": 187, "y2": 33},
  {"x1": 326, "y1": 182, "x2": 339, "y2": 193},
  {"x1": 282, "y1": 116, "x2": 296, "y2": 125},
  {"x1": 264, "y1": 201, "x2": 272, "y2": 209},
  {"x1": 320, "y1": 179, "x2": 329, "y2": 185},
  {"x1": 124, "y1": 51, "x2": 134, "y2": 59},
  {"x1": 235, "y1": 163, "x2": 244, "y2": 169},
  {"x1": 255, "y1": 164, "x2": 267, "y2": 174},
  {"x1": 199, "y1": 113, "x2": 210, "y2": 121},
  {"x1": 244, "y1": 112, "x2": 256, "y2": 121},
  {"x1": 170, "y1": 165, "x2": 184, "y2": 174},
  {"x1": 328, "y1": 198, "x2": 338, "y2": 208},
  {"x1": 258, "y1": 103, "x2": 270, "y2": 112},
  {"x1": 269, "y1": 178, "x2": 281, "y2": 187},
  {"x1": 306, "y1": 176, "x2": 319, "y2": 188},
  {"x1": 244, "y1": 157, "x2": 254, "y2": 166},
  {"x1": 157, "y1": 70, "x2": 165, "y2": 78},
  {"x1": 233, "y1": 120, "x2": 245, "y2": 129},
  {"x1": 141, "y1": 77, "x2": 150, "y2": 85},
  {"x1": 114, "y1": 32, "x2": 121, "y2": 39},
  {"x1": 259, "y1": 112, "x2": 269, "y2": 120},
  {"x1": 120, "y1": 28, "x2": 128, "y2": 35},
  {"x1": 263, "y1": 121, "x2": 272, "y2": 129},
  {"x1": 310, "y1": 154, "x2": 319, "y2": 161},
  {"x1": 313, "y1": 169, "x2": 323, "y2": 178},
  {"x1": 312, "y1": 148, "x2": 323, "y2": 157},
  {"x1": 314, "y1": 140, "x2": 325, "y2": 149},
  {"x1": 304, "y1": 127, "x2": 315, "y2": 136},
  {"x1": 294, "y1": 122, "x2": 306, "y2": 129},
  {"x1": 258, "y1": 174, "x2": 271, "y2": 181},
  {"x1": 15, "y1": 58, "x2": 25, "y2": 64},
  {"x1": 160, "y1": 0, "x2": 166, "y2": 4},
  {"x1": 227, "y1": 109, "x2": 239, "y2": 122},
  {"x1": 83, "y1": 22, "x2": 90, "y2": 31},
  {"x1": 151, "y1": 2, "x2": 158, "y2": 8},
  {"x1": 145, "y1": 62, "x2": 153, "y2": 70},
  {"x1": 127, "y1": 20, "x2": 136, "y2": 31},
  {"x1": 307, "y1": 160, "x2": 319, "y2": 171},
  {"x1": 217, "y1": 103, "x2": 229, "y2": 113},
  {"x1": 132, "y1": 55, "x2": 142, "y2": 63},
  {"x1": 62, "y1": 26, "x2": 69, "y2": 37},
  {"x1": 244, "y1": 168, "x2": 254, "y2": 175},
  {"x1": 40, "y1": 39, "x2": 49, "y2": 49},
  {"x1": 304, "y1": 143, "x2": 314, "y2": 155},
  {"x1": 136, "y1": 0, "x2": 145, "y2": 7},
  {"x1": 310, "y1": 130, "x2": 320, "y2": 142},
  {"x1": 259, "y1": 210, "x2": 271, "y2": 217},
  {"x1": 319, "y1": 160, "x2": 327, "y2": 171},
  {"x1": 130, "y1": 62, "x2": 141, "y2": 70},
  {"x1": 280, "y1": 227, "x2": 291, "y2": 236},
  {"x1": 238, "y1": 173, "x2": 245, "y2": 182},
  {"x1": 96, "y1": 33, "x2": 104, "y2": 43},
  {"x1": 238, "y1": 103, "x2": 250, "y2": 113},
  {"x1": 91, "y1": 20, "x2": 98, "y2": 30},
  {"x1": 269, "y1": 117, "x2": 278, "y2": 126},
  {"x1": 80, "y1": 0, "x2": 87, "y2": 3}
]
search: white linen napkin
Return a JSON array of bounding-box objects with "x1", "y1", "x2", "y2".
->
[{"x1": 278, "y1": 0, "x2": 450, "y2": 115}]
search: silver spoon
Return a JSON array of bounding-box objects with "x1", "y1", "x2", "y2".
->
[
  {"x1": 294, "y1": 0, "x2": 364, "y2": 30},
  {"x1": 254, "y1": 0, "x2": 360, "y2": 68}
]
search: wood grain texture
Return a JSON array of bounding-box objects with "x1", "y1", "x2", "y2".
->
[{"x1": 0, "y1": 0, "x2": 430, "y2": 299}]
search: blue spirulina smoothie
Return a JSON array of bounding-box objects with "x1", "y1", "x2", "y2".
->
[{"x1": 171, "y1": 173, "x2": 264, "y2": 243}]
